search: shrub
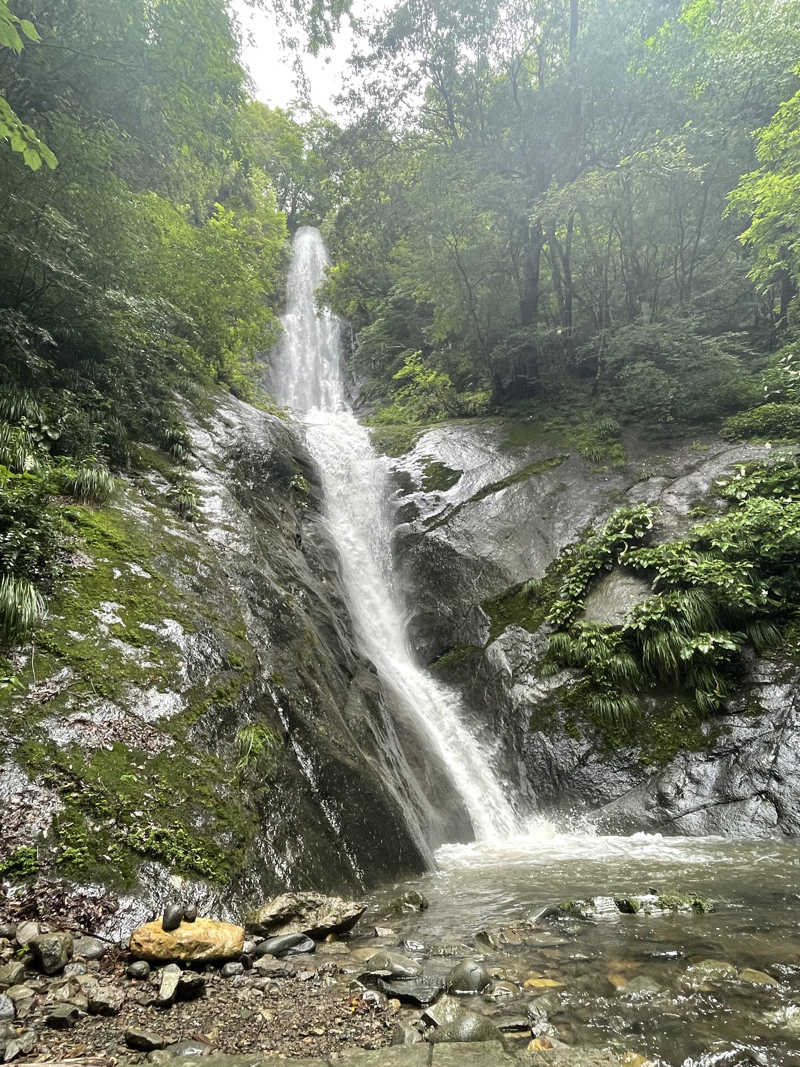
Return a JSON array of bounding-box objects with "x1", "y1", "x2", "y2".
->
[
  {"x1": 57, "y1": 460, "x2": 115, "y2": 503},
  {"x1": 721, "y1": 402, "x2": 800, "y2": 441},
  {"x1": 0, "y1": 574, "x2": 45, "y2": 642}
]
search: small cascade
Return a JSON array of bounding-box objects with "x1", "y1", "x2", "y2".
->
[{"x1": 272, "y1": 226, "x2": 518, "y2": 843}]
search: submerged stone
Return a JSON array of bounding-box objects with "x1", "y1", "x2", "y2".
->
[
  {"x1": 430, "y1": 1010, "x2": 505, "y2": 1044},
  {"x1": 446, "y1": 960, "x2": 493, "y2": 995},
  {"x1": 364, "y1": 951, "x2": 422, "y2": 979},
  {"x1": 377, "y1": 974, "x2": 445, "y2": 1006}
]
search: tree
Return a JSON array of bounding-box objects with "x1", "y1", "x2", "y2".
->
[{"x1": 0, "y1": 1, "x2": 55, "y2": 170}]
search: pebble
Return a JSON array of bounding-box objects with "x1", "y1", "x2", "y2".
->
[
  {"x1": 127, "y1": 960, "x2": 151, "y2": 980},
  {"x1": 157, "y1": 963, "x2": 182, "y2": 1005},
  {"x1": 177, "y1": 971, "x2": 206, "y2": 1000},
  {"x1": 221, "y1": 962, "x2": 245, "y2": 978},
  {"x1": 183, "y1": 905, "x2": 198, "y2": 923}
]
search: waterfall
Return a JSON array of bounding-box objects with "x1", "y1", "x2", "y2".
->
[{"x1": 272, "y1": 226, "x2": 518, "y2": 842}]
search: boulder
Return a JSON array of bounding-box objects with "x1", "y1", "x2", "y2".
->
[
  {"x1": 129, "y1": 918, "x2": 244, "y2": 962},
  {"x1": 246, "y1": 892, "x2": 366, "y2": 938},
  {"x1": 29, "y1": 932, "x2": 73, "y2": 976}
]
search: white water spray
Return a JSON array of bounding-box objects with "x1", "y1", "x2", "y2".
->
[{"x1": 273, "y1": 227, "x2": 518, "y2": 841}]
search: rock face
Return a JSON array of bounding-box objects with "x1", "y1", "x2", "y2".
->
[
  {"x1": 129, "y1": 919, "x2": 244, "y2": 962},
  {"x1": 247, "y1": 892, "x2": 366, "y2": 938},
  {"x1": 0, "y1": 391, "x2": 463, "y2": 927},
  {"x1": 389, "y1": 420, "x2": 799, "y2": 836}
]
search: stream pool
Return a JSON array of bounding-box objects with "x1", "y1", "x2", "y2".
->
[{"x1": 366, "y1": 822, "x2": 800, "y2": 1066}]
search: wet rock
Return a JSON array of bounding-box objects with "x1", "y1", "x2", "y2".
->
[
  {"x1": 126, "y1": 1028, "x2": 166, "y2": 1051},
  {"x1": 130, "y1": 918, "x2": 245, "y2": 962},
  {"x1": 2, "y1": 1028, "x2": 35, "y2": 1062},
  {"x1": 29, "y1": 932, "x2": 73, "y2": 975},
  {"x1": 429, "y1": 940, "x2": 473, "y2": 958},
  {"x1": 127, "y1": 960, "x2": 151, "y2": 980},
  {"x1": 620, "y1": 976, "x2": 663, "y2": 997},
  {"x1": 387, "y1": 890, "x2": 429, "y2": 915},
  {"x1": 72, "y1": 935, "x2": 107, "y2": 960},
  {"x1": 423, "y1": 994, "x2": 463, "y2": 1028},
  {"x1": 0, "y1": 965, "x2": 24, "y2": 990},
  {"x1": 255, "y1": 933, "x2": 315, "y2": 958},
  {"x1": 391, "y1": 1023, "x2": 424, "y2": 1046},
  {"x1": 400, "y1": 939, "x2": 426, "y2": 954},
  {"x1": 88, "y1": 982, "x2": 125, "y2": 1015},
  {"x1": 373, "y1": 927, "x2": 395, "y2": 938},
  {"x1": 0, "y1": 998, "x2": 12, "y2": 1023},
  {"x1": 739, "y1": 968, "x2": 779, "y2": 987},
  {"x1": 581, "y1": 568, "x2": 650, "y2": 627},
  {"x1": 446, "y1": 960, "x2": 493, "y2": 995},
  {"x1": 523, "y1": 1049, "x2": 629, "y2": 1066},
  {"x1": 45, "y1": 1002, "x2": 82, "y2": 1029},
  {"x1": 378, "y1": 974, "x2": 445, "y2": 1006},
  {"x1": 494, "y1": 1016, "x2": 530, "y2": 1032},
  {"x1": 162, "y1": 904, "x2": 184, "y2": 932},
  {"x1": 183, "y1": 905, "x2": 198, "y2": 923},
  {"x1": 687, "y1": 959, "x2": 738, "y2": 983},
  {"x1": 247, "y1": 892, "x2": 366, "y2": 938},
  {"x1": 13, "y1": 923, "x2": 38, "y2": 948},
  {"x1": 364, "y1": 951, "x2": 422, "y2": 979},
  {"x1": 431, "y1": 1043, "x2": 518, "y2": 1066},
  {"x1": 220, "y1": 961, "x2": 244, "y2": 978},
  {"x1": 430, "y1": 1010, "x2": 505, "y2": 1044},
  {"x1": 484, "y1": 981, "x2": 518, "y2": 1001}
]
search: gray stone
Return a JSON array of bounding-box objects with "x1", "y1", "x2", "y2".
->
[
  {"x1": 126, "y1": 1028, "x2": 167, "y2": 1051},
  {"x1": 13, "y1": 923, "x2": 38, "y2": 948},
  {"x1": 430, "y1": 1012, "x2": 506, "y2": 1044},
  {"x1": 127, "y1": 960, "x2": 151, "y2": 980},
  {"x1": 0, "y1": 965, "x2": 24, "y2": 991},
  {"x1": 157, "y1": 963, "x2": 181, "y2": 1005},
  {"x1": 391, "y1": 1023, "x2": 423, "y2": 1046},
  {"x1": 522, "y1": 1050, "x2": 626, "y2": 1066},
  {"x1": 252, "y1": 956, "x2": 296, "y2": 978},
  {"x1": 3, "y1": 1029, "x2": 35, "y2": 1063},
  {"x1": 29, "y1": 932, "x2": 73, "y2": 975},
  {"x1": 0, "y1": 927, "x2": 16, "y2": 942},
  {"x1": 88, "y1": 982, "x2": 125, "y2": 1015},
  {"x1": 446, "y1": 960, "x2": 493, "y2": 995},
  {"x1": 423, "y1": 995, "x2": 464, "y2": 1029},
  {"x1": 221, "y1": 962, "x2": 245, "y2": 978},
  {"x1": 364, "y1": 951, "x2": 422, "y2": 979},
  {"x1": 72, "y1": 935, "x2": 107, "y2": 961},
  {"x1": 45, "y1": 1002, "x2": 82, "y2": 1029},
  {"x1": 255, "y1": 933, "x2": 315, "y2": 959},
  {"x1": 738, "y1": 968, "x2": 779, "y2": 987},
  {"x1": 581, "y1": 569, "x2": 651, "y2": 627},
  {"x1": 620, "y1": 975, "x2": 663, "y2": 997},
  {"x1": 0, "y1": 998, "x2": 12, "y2": 1023},
  {"x1": 247, "y1": 892, "x2": 367, "y2": 939},
  {"x1": 63, "y1": 962, "x2": 88, "y2": 978},
  {"x1": 378, "y1": 974, "x2": 445, "y2": 1006}
]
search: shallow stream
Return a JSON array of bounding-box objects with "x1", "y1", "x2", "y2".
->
[{"x1": 368, "y1": 824, "x2": 800, "y2": 1066}]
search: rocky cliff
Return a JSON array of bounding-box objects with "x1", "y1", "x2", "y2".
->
[
  {"x1": 0, "y1": 394, "x2": 433, "y2": 929},
  {"x1": 388, "y1": 417, "x2": 800, "y2": 837}
]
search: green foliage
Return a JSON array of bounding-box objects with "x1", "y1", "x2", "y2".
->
[
  {"x1": 721, "y1": 403, "x2": 800, "y2": 440},
  {"x1": 0, "y1": 573, "x2": 44, "y2": 641},
  {"x1": 0, "y1": 844, "x2": 38, "y2": 880},
  {"x1": 0, "y1": 2, "x2": 56, "y2": 170},
  {"x1": 56, "y1": 460, "x2": 115, "y2": 504},
  {"x1": 235, "y1": 722, "x2": 281, "y2": 778}
]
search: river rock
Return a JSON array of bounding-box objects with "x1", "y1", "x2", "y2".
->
[
  {"x1": 178, "y1": 971, "x2": 206, "y2": 1000},
  {"x1": 364, "y1": 951, "x2": 422, "y2": 979},
  {"x1": 221, "y1": 961, "x2": 244, "y2": 978},
  {"x1": 13, "y1": 923, "x2": 38, "y2": 948},
  {"x1": 387, "y1": 890, "x2": 429, "y2": 915},
  {"x1": 687, "y1": 959, "x2": 738, "y2": 983},
  {"x1": 45, "y1": 1002, "x2": 82, "y2": 1029},
  {"x1": 127, "y1": 960, "x2": 151, "y2": 980},
  {"x1": 430, "y1": 1011, "x2": 505, "y2": 1044},
  {"x1": 167, "y1": 1039, "x2": 212, "y2": 1056},
  {"x1": 88, "y1": 982, "x2": 125, "y2": 1015},
  {"x1": 620, "y1": 975, "x2": 663, "y2": 997},
  {"x1": 0, "y1": 964, "x2": 24, "y2": 990},
  {"x1": 524, "y1": 1050, "x2": 630, "y2": 1066},
  {"x1": 72, "y1": 935, "x2": 106, "y2": 961},
  {"x1": 125, "y1": 1028, "x2": 166, "y2": 1051},
  {"x1": 29, "y1": 932, "x2": 73, "y2": 975},
  {"x1": 423, "y1": 994, "x2": 463, "y2": 1028},
  {"x1": 130, "y1": 918, "x2": 244, "y2": 962},
  {"x1": 183, "y1": 905, "x2": 198, "y2": 923},
  {"x1": 2, "y1": 1028, "x2": 35, "y2": 1062},
  {"x1": 246, "y1": 892, "x2": 366, "y2": 938},
  {"x1": 377, "y1": 974, "x2": 445, "y2": 1006},
  {"x1": 431, "y1": 1042, "x2": 518, "y2": 1066},
  {"x1": 446, "y1": 960, "x2": 493, "y2": 995},
  {"x1": 0, "y1": 926, "x2": 16, "y2": 942},
  {"x1": 0, "y1": 997, "x2": 12, "y2": 1023},
  {"x1": 739, "y1": 968, "x2": 779, "y2": 987},
  {"x1": 255, "y1": 933, "x2": 315, "y2": 958},
  {"x1": 391, "y1": 1023, "x2": 424, "y2": 1046}
]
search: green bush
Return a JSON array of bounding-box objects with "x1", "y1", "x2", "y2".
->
[
  {"x1": 0, "y1": 574, "x2": 45, "y2": 642},
  {"x1": 721, "y1": 402, "x2": 800, "y2": 440},
  {"x1": 56, "y1": 459, "x2": 115, "y2": 503}
]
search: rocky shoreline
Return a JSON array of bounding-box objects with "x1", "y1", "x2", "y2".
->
[{"x1": 0, "y1": 889, "x2": 665, "y2": 1066}]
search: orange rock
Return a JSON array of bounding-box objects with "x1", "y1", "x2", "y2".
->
[
  {"x1": 528, "y1": 1036, "x2": 554, "y2": 1050},
  {"x1": 129, "y1": 918, "x2": 245, "y2": 962},
  {"x1": 524, "y1": 977, "x2": 563, "y2": 989}
]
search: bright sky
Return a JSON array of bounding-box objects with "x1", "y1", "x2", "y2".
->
[{"x1": 229, "y1": 0, "x2": 389, "y2": 116}]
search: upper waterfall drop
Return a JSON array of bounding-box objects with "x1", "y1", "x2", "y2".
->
[{"x1": 272, "y1": 226, "x2": 518, "y2": 842}]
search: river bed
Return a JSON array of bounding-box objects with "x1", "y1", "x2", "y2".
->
[{"x1": 367, "y1": 822, "x2": 800, "y2": 1066}]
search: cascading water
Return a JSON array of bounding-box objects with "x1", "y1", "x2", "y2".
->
[{"x1": 273, "y1": 226, "x2": 518, "y2": 842}]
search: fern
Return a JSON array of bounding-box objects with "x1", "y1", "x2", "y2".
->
[
  {"x1": 0, "y1": 574, "x2": 44, "y2": 642},
  {"x1": 58, "y1": 460, "x2": 115, "y2": 503}
]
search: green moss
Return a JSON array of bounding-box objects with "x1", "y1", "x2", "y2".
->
[
  {"x1": 430, "y1": 645, "x2": 480, "y2": 672},
  {"x1": 483, "y1": 578, "x2": 554, "y2": 642},
  {"x1": 368, "y1": 423, "x2": 425, "y2": 457},
  {"x1": 0, "y1": 845, "x2": 38, "y2": 880},
  {"x1": 420, "y1": 458, "x2": 462, "y2": 492},
  {"x1": 656, "y1": 892, "x2": 713, "y2": 914}
]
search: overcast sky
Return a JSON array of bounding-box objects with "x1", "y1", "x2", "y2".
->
[{"x1": 229, "y1": 0, "x2": 386, "y2": 116}]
